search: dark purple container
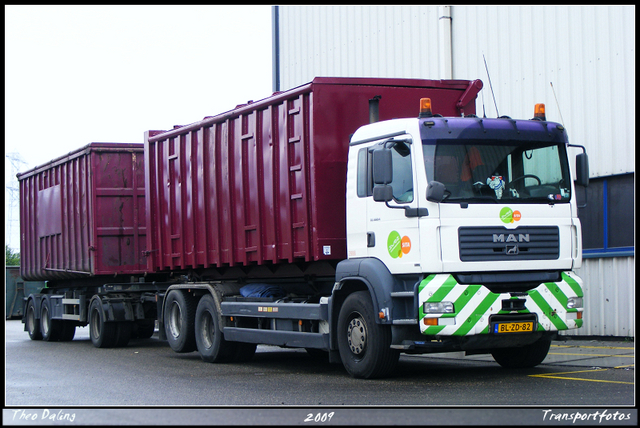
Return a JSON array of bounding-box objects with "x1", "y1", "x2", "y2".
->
[
  {"x1": 144, "y1": 77, "x2": 481, "y2": 273},
  {"x1": 18, "y1": 143, "x2": 146, "y2": 281}
]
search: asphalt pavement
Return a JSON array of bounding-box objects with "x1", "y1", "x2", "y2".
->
[{"x1": 4, "y1": 319, "x2": 636, "y2": 425}]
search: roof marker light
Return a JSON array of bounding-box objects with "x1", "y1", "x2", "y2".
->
[
  {"x1": 534, "y1": 103, "x2": 546, "y2": 121},
  {"x1": 419, "y1": 98, "x2": 433, "y2": 118}
]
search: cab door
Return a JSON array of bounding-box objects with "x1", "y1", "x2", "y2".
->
[{"x1": 364, "y1": 136, "x2": 423, "y2": 274}]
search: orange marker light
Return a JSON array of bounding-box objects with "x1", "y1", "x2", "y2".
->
[
  {"x1": 423, "y1": 318, "x2": 438, "y2": 326},
  {"x1": 419, "y1": 98, "x2": 433, "y2": 118}
]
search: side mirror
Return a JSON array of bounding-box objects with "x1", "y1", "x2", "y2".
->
[
  {"x1": 372, "y1": 149, "x2": 392, "y2": 185},
  {"x1": 426, "y1": 181, "x2": 446, "y2": 202},
  {"x1": 575, "y1": 152, "x2": 589, "y2": 187},
  {"x1": 373, "y1": 184, "x2": 394, "y2": 202}
]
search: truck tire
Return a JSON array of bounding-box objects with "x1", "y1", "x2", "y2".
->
[
  {"x1": 40, "y1": 298, "x2": 61, "y2": 341},
  {"x1": 26, "y1": 299, "x2": 42, "y2": 340},
  {"x1": 164, "y1": 289, "x2": 197, "y2": 353},
  {"x1": 491, "y1": 336, "x2": 552, "y2": 368},
  {"x1": 337, "y1": 291, "x2": 400, "y2": 379},
  {"x1": 89, "y1": 298, "x2": 117, "y2": 348},
  {"x1": 194, "y1": 294, "x2": 237, "y2": 363}
]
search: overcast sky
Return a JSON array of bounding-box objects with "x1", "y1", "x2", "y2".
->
[{"x1": 5, "y1": 5, "x2": 273, "y2": 250}]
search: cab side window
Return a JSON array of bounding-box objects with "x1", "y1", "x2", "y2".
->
[
  {"x1": 357, "y1": 139, "x2": 413, "y2": 202},
  {"x1": 389, "y1": 141, "x2": 413, "y2": 202}
]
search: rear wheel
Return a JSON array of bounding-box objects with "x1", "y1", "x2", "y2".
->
[
  {"x1": 195, "y1": 294, "x2": 239, "y2": 363},
  {"x1": 40, "y1": 298, "x2": 61, "y2": 342},
  {"x1": 26, "y1": 299, "x2": 42, "y2": 340},
  {"x1": 89, "y1": 298, "x2": 117, "y2": 348},
  {"x1": 491, "y1": 336, "x2": 552, "y2": 368},
  {"x1": 164, "y1": 289, "x2": 197, "y2": 353},
  {"x1": 337, "y1": 291, "x2": 399, "y2": 379}
]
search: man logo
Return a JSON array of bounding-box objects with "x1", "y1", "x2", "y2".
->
[
  {"x1": 506, "y1": 244, "x2": 519, "y2": 255},
  {"x1": 493, "y1": 233, "x2": 530, "y2": 243}
]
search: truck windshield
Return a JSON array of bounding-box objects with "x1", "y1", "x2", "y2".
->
[{"x1": 423, "y1": 140, "x2": 572, "y2": 203}]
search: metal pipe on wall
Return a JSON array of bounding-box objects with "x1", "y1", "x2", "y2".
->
[
  {"x1": 439, "y1": 5, "x2": 453, "y2": 79},
  {"x1": 272, "y1": 6, "x2": 280, "y2": 92}
]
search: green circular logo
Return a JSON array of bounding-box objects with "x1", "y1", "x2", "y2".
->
[
  {"x1": 499, "y1": 207, "x2": 522, "y2": 223},
  {"x1": 500, "y1": 207, "x2": 514, "y2": 224},
  {"x1": 387, "y1": 231, "x2": 402, "y2": 258}
]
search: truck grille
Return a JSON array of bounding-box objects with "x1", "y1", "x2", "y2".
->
[{"x1": 459, "y1": 226, "x2": 559, "y2": 261}]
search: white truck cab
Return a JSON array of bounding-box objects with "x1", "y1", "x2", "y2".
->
[{"x1": 337, "y1": 99, "x2": 588, "y2": 375}]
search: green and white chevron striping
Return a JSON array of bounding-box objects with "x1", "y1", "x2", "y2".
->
[{"x1": 418, "y1": 272, "x2": 584, "y2": 336}]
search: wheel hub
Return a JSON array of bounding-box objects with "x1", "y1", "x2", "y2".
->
[
  {"x1": 169, "y1": 302, "x2": 182, "y2": 339},
  {"x1": 347, "y1": 316, "x2": 367, "y2": 355}
]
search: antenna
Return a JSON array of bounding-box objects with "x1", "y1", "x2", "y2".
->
[
  {"x1": 550, "y1": 82, "x2": 565, "y2": 126},
  {"x1": 483, "y1": 54, "x2": 499, "y2": 117}
]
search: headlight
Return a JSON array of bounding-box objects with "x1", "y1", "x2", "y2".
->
[
  {"x1": 423, "y1": 301, "x2": 454, "y2": 314},
  {"x1": 567, "y1": 297, "x2": 583, "y2": 309}
]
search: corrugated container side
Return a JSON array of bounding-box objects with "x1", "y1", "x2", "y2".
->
[
  {"x1": 145, "y1": 77, "x2": 478, "y2": 273},
  {"x1": 18, "y1": 143, "x2": 146, "y2": 281}
]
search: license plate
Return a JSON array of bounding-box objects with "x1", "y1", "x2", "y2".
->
[{"x1": 493, "y1": 321, "x2": 534, "y2": 333}]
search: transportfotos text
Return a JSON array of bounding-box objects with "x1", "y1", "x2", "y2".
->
[{"x1": 542, "y1": 409, "x2": 632, "y2": 423}]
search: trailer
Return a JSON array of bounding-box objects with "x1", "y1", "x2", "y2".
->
[
  {"x1": 18, "y1": 142, "x2": 155, "y2": 344},
  {"x1": 21, "y1": 77, "x2": 587, "y2": 378}
]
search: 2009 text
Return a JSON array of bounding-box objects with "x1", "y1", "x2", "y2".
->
[{"x1": 304, "y1": 412, "x2": 335, "y2": 423}]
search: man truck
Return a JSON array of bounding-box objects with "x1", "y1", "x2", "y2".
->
[{"x1": 20, "y1": 77, "x2": 588, "y2": 378}]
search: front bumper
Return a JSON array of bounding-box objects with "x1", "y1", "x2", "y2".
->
[{"x1": 417, "y1": 271, "x2": 584, "y2": 336}]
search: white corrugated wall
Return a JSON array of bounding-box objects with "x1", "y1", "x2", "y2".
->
[
  {"x1": 276, "y1": 5, "x2": 635, "y2": 337},
  {"x1": 572, "y1": 257, "x2": 635, "y2": 337},
  {"x1": 278, "y1": 5, "x2": 635, "y2": 177},
  {"x1": 278, "y1": 6, "x2": 442, "y2": 86},
  {"x1": 451, "y1": 5, "x2": 635, "y2": 177}
]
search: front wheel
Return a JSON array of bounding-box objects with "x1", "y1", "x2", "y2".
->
[
  {"x1": 337, "y1": 291, "x2": 399, "y2": 379},
  {"x1": 491, "y1": 336, "x2": 552, "y2": 368}
]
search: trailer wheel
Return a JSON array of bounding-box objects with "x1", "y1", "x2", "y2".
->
[
  {"x1": 337, "y1": 291, "x2": 399, "y2": 379},
  {"x1": 89, "y1": 298, "x2": 117, "y2": 348},
  {"x1": 491, "y1": 336, "x2": 552, "y2": 368},
  {"x1": 40, "y1": 298, "x2": 61, "y2": 342},
  {"x1": 194, "y1": 294, "x2": 237, "y2": 363},
  {"x1": 164, "y1": 290, "x2": 197, "y2": 353},
  {"x1": 26, "y1": 299, "x2": 42, "y2": 340}
]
